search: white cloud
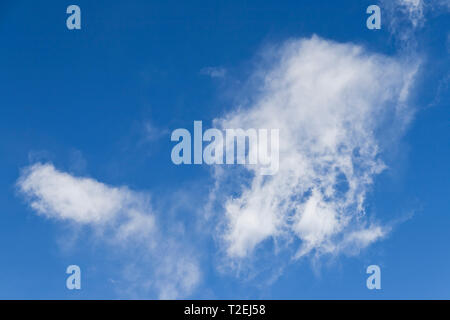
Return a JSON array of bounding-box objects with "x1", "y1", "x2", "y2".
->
[
  {"x1": 143, "y1": 121, "x2": 169, "y2": 142},
  {"x1": 382, "y1": 0, "x2": 450, "y2": 47},
  {"x1": 17, "y1": 163, "x2": 151, "y2": 227},
  {"x1": 379, "y1": 0, "x2": 424, "y2": 49},
  {"x1": 210, "y1": 36, "x2": 418, "y2": 263},
  {"x1": 399, "y1": 0, "x2": 425, "y2": 27},
  {"x1": 17, "y1": 163, "x2": 200, "y2": 299},
  {"x1": 155, "y1": 250, "x2": 201, "y2": 300}
]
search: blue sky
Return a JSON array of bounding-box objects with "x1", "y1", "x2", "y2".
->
[{"x1": 0, "y1": 0, "x2": 449, "y2": 299}]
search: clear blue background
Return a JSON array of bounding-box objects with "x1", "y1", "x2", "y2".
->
[{"x1": 0, "y1": 0, "x2": 448, "y2": 299}]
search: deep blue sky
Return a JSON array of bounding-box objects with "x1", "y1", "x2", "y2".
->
[{"x1": 0, "y1": 0, "x2": 448, "y2": 299}]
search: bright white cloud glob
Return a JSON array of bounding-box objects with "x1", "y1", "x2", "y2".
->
[
  {"x1": 18, "y1": 163, "x2": 153, "y2": 227},
  {"x1": 211, "y1": 36, "x2": 418, "y2": 261}
]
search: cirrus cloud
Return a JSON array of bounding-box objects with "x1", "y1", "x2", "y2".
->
[{"x1": 210, "y1": 36, "x2": 419, "y2": 264}]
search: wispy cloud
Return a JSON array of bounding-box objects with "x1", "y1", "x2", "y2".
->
[
  {"x1": 382, "y1": 0, "x2": 450, "y2": 49},
  {"x1": 17, "y1": 163, "x2": 200, "y2": 299},
  {"x1": 208, "y1": 36, "x2": 419, "y2": 269},
  {"x1": 143, "y1": 121, "x2": 169, "y2": 142},
  {"x1": 200, "y1": 66, "x2": 227, "y2": 79}
]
